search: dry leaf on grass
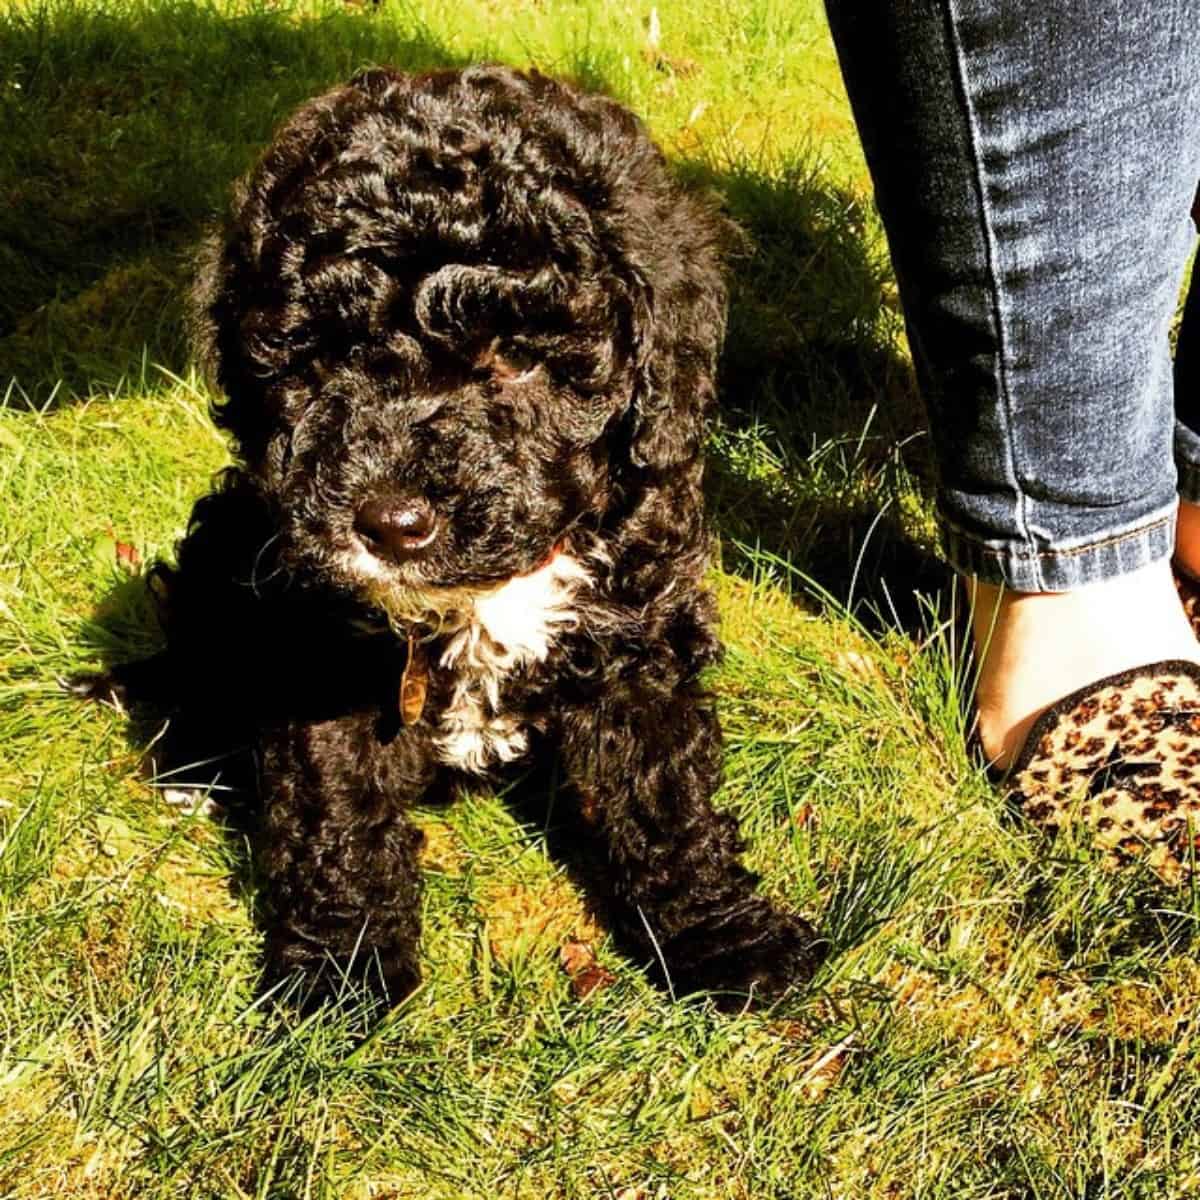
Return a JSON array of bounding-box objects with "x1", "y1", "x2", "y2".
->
[
  {"x1": 98, "y1": 524, "x2": 141, "y2": 572},
  {"x1": 797, "y1": 1034, "x2": 855, "y2": 1101},
  {"x1": 559, "y1": 939, "x2": 616, "y2": 999}
]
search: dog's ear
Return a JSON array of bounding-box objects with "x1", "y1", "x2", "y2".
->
[
  {"x1": 188, "y1": 225, "x2": 254, "y2": 449},
  {"x1": 188, "y1": 227, "x2": 225, "y2": 396},
  {"x1": 625, "y1": 209, "x2": 731, "y2": 475},
  {"x1": 188, "y1": 223, "x2": 283, "y2": 466}
]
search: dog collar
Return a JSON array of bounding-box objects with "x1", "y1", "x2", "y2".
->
[{"x1": 399, "y1": 630, "x2": 430, "y2": 725}]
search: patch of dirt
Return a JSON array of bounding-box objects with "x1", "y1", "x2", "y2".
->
[
  {"x1": 417, "y1": 820, "x2": 467, "y2": 875},
  {"x1": 481, "y1": 876, "x2": 603, "y2": 967}
]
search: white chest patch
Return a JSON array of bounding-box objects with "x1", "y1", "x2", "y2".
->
[{"x1": 434, "y1": 552, "x2": 589, "y2": 774}]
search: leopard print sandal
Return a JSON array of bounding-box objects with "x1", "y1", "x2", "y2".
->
[{"x1": 1005, "y1": 660, "x2": 1200, "y2": 881}]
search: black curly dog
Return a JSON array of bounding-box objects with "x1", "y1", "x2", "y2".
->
[{"x1": 74, "y1": 65, "x2": 821, "y2": 1008}]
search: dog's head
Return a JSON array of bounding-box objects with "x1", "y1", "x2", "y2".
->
[{"x1": 193, "y1": 65, "x2": 728, "y2": 622}]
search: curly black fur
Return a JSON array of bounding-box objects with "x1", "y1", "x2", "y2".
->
[{"x1": 74, "y1": 65, "x2": 822, "y2": 1009}]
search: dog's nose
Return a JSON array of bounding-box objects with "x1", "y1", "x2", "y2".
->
[{"x1": 354, "y1": 496, "x2": 439, "y2": 562}]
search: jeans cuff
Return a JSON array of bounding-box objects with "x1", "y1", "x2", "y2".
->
[{"x1": 941, "y1": 505, "x2": 1177, "y2": 591}]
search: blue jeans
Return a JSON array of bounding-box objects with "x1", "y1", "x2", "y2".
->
[{"x1": 824, "y1": 0, "x2": 1200, "y2": 590}]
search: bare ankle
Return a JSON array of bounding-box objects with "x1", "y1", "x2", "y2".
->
[
  {"x1": 1176, "y1": 500, "x2": 1200, "y2": 581},
  {"x1": 965, "y1": 562, "x2": 1200, "y2": 771}
]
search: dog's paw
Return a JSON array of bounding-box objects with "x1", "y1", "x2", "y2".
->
[
  {"x1": 715, "y1": 911, "x2": 825, "y2": 1008},
  {"x1": 264, "y1": 936, "x2": 422, "y2": 1013},
  {"x1": 160, "y1": 786, "x2": 224, "y2": 818},
  {"x1": 61, "y1": 654, "x2": 171, "y2": 708},
  {"x1": 671, "y1": 906, "x2": 825, "y2": 1010}
]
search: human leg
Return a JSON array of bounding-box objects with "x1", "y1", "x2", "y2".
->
[{"x1": 825, "y1": 0, "x2": 1200, "y2": 767}]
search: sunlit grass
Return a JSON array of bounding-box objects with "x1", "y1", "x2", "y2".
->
[{"x1": 5, "y1": 1, "x2": 1200, "y2": 1197}]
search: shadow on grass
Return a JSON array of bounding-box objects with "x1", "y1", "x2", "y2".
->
[
  {"x1": 72, "y1": 573, "x2": 264, "y2": 915},
  {"x1": 1, "y1": 0, "x2": 464, "y2": 402},
  {"x1": 698, "y1": 154, "x2": 951, "y2": 635}
]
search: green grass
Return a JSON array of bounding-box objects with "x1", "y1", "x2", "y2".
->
[{"x1": 5, "y1": 1, "x2": 1200, "y2": 1197}]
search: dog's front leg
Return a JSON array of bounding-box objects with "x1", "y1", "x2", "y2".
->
[
  {"x1": 560, "y1": 681, "x2": 822, "y2": 1006},
  {"x1": 257, "y1": 713, "x2": 431, "y2": 1008}
]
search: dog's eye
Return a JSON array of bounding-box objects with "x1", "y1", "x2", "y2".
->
[{"x1": 491, "y1": 343, "x2": 539, "y2": 382}]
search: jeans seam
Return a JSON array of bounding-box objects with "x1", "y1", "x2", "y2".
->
[
  {"x1": 942, "y1": 509, "x2": 1174, "y2": 561},
  {"x1": 941, "y1": 0, "x2": 1040, "y2": 585}
]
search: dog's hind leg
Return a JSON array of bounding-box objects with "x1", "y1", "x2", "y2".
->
[
  {"x1": 257, "y1": 712, "x2": 431, "y2": 1009},
  {"x1": 560, "y1": 682, "x2": 824, "y2": 1008}
]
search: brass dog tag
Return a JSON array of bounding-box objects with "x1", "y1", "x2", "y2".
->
[{"x1": 400, "y1": 632, "x2": 430, "y2": 726}]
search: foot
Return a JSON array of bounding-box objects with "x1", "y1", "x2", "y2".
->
[{"x1": 969, "y1": 558, "x2": 1200, "y2": 771}]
